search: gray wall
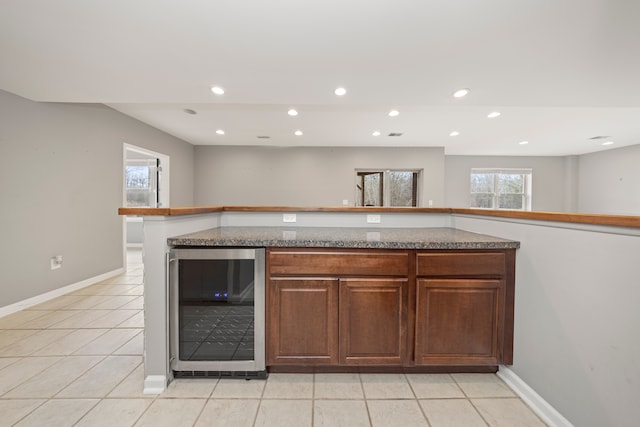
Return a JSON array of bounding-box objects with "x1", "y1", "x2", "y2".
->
[
  {"x1": 444, "y1": 155, "x2": 567, "y2": 212},
  {"x1": 194, "y1": 146, "x2": 445, "y2": 207},
  {"x1": 578, "y1": 144, "x2": 640, "y2": 215},
  {"x1": 0, "y1": 90, "x2": 194, "y2": 308},
  {"x1": 195, "y1": 146, "x2": 639, "y2": 214},
  {"x1": 453, "y1": 215, "x2": 640, "y2": 427}
]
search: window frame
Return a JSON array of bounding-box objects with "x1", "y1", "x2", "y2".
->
[
  {"x1": 123, "y1": 143, "x2": 170, "y2": 209},
  {"x1": 355, "y1": 169, "x2": 422, "y2": 207},
  {"x1": 469, "y1": 168, "x2": 532, "y2": 211},
  {"x1": 125, "y1": 158, "x2": 159, "y2": 208}
]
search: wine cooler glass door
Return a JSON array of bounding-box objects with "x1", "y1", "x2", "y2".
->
[{"x1": 169, "y1": 248, "x2": 265, "y2": 373}]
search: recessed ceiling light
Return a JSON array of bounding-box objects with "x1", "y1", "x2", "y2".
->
[
  {"x1": 453, "y1": 88, "x2": 470, "y2": 98},
  {"x1": 388, "y1": 110, "x2": 400, "y2": 117},
  {"x1": 215, "y1": 129, "x2": 225, "y2": 135},
  {"x1": 288, "y1": 109, "x2": 298, "y2": 116},
  {"x1": 294, "y1": 130, "x2": 303, "y2": 136},
  {"x1": 183, "y1": 108, "x2": 197, "y2": 115},
  {"x1": 487, "y1": 111, "x2": 501, "y2": 118},
  {"x1": 334, "y1": 87, "x2": 347, "y2": 96},
  {"x1": 602, "y1": 141, "x2": 614, "y2": 146},
  {"x1": 449, "y1": 131, "x2": 460, "y2": 137},
  {"x1": 372, "y1": 131, "x2": 381, "y2": 136},
  {"x1": 519, "y1": 141, "x2": 529, "y2": 145},
  {"x1": 211, "y1": 86, "x2": 225, "y2": 95}
]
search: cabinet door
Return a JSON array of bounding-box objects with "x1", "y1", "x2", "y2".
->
[
  {"x1": 339, "y1": 278, "x2": 407, "y2": 365},
  {"x1": 415, "y1": 279, "x2": 505, "y2": 365},
  {"x1": 267, "y1": 278, "x2": 339, "y2": 365}
]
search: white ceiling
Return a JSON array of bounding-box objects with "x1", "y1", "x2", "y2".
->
[{"x1": 2, "y1": 0, "x2": 639, "y2": 156}]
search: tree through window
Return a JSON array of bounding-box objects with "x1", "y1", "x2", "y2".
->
[
  {"x1": 126, "y1": 158, "x2": 159, "y2": 207},
  {"x1": 356, "y1": 170, "x2": 420, "y2": 207},
  {"x1": 470, "y1": 168, "x2": 532, "y2": 210}
]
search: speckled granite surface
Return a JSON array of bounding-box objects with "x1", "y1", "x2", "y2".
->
[{"x1": 167, "y1": 227, "x2": 520, "y2": 250}]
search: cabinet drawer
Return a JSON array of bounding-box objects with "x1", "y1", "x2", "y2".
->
[
  {"x1": 269, "y1": 250, "x2": 408, "y2": 276},
  {"x1": 417, "y1": 252, "x2": 505, "y2": 277}
]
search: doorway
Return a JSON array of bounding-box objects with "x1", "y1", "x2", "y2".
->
[{"x1": 122, "y1": 144, "x2": 170, "y2": 267}]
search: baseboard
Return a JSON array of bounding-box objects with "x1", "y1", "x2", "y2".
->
[
  {"x1": 144, "y1": 375, "x2": 167, "y2": 394},
  {"x1": 0, "y1": 267, "x2": 125, "y2": 318},
  {"x1": 498, "y1": 365, "x2": 574, "y2": 427}
]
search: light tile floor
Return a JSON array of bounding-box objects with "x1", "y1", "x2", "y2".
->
[{"x1": 0, "y1": 248, "x2": 547, "y2": 426}]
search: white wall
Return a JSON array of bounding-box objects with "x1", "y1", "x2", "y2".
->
[
  {"x1": 452, "y1": 215, "x2": 640, "y2": 427},
  {"x1": 194, "y1": 146, "x2": 445, "y2": 207},
  {"x1": 444, "y1": 155, "x2": 567, "y2": 211},
  {"x1": 142, "y1": 214, "x2": 222, "y2": 392},
  {"x1": 578, "y1": 144, "x2": 640, "y2": 215},
  {"x1": 0, "y1": 90, "x2": 195, "y2": 308}
]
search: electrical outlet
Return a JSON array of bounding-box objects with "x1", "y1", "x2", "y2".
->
[
  {"x1": 50, "y1": 255, "x2": 63, "y2": 270},
  {"x1": 342, "y1": 199, "x2": 349, "y2": 206},
  {"x1": 366, "y1": 231, "x2": 381, "y2": 241},
  {"x1": 282, "y1": 230, "x2": 297, "y2": 240},
  {"x1": 282, "y1": 213, "x2": 297, "y2": 223},
  {"x1": 366, "y1": 214, "x2": 381, "y2": 224}
]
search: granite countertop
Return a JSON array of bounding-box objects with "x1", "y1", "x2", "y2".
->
[{"x1": 167, "y1": 227, "x2": 520, "y2": 250}]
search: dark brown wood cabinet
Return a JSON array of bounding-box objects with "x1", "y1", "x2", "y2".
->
[
  {"x1": 267, "y1": 249, "x2": 408, "y2": 366},
  {"x1": 339, "y1": 278, "x2": 407, "y2": 365},
  {"x1": 414, "y1": 250, "x2": 515, "y2": 366},
  {"x1": 266, "y1": 248, "x2": 515, "y2": 371},
  {"x1": 415, "y1": 279, "x2": 505, "y2": 365},
  {"x1": 268, "y1": 278, "x2": 339, "y2": 365}
]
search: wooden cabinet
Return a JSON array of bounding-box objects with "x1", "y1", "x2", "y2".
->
[
  {"x1": 267, "y1": 249, "x2": 408, "y2": 366},
  {"x1": 340, "y1": 278, "x2": 407, "y2": 365},
  {"x1": 415, "y1": 279, "x2": 505, "y2": 365},
  {"x1": 415, "y1": 251, "x2": 515, "y2": 366},
  {"x1": 266, "y1": 248, "x2": 515, "y2": 370},
  {"x1": 268, "y1": 278, "x2": 339, "y2": 365}
]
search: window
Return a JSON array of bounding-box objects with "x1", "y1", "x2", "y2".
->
[
  {"x1": 124, "y1": 144, "x2": 169, "y2": 208},
  {"x1": 470, "y1": 168, "x2": 532, "y2": 210},
  {"x1": 126, "y1": 158, "x2": 159, "y2": 207},
  {"x1": 356, "y1": 169, "x2": 420, "y2": 207}
]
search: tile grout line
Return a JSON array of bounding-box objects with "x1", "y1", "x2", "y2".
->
[
  {"x1": 310, "y1": 372, "x2": 315, "y2": 427},
  {"x1": 10, "y1": 398, "x2": 49, "y2": 426},
  {"x1": 452, "y1": 373, "x2": 506, "y2": 427},
  {"x1": 404, "y1": 372, "x2": 433, "y2": 427},
  {"x1": 190, "y1": 393, "x2": 210, "y2": 427},
  {"x1": 130, "y1": 394, "x2": 158, "y2": 427},
  {"x1": 359, "y1": 373, "x2": 374, "y2": 427},
  {"x1": 251, "y1": 372, "x2": 269, "y2": 427}
]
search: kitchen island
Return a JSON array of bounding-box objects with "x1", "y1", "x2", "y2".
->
[
  {"x1": 120, "y1": 205, "x2": 640, "y2": 427},
  {"x1": 169, "y1": 226, "x2": 519, "y2": 373}
]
